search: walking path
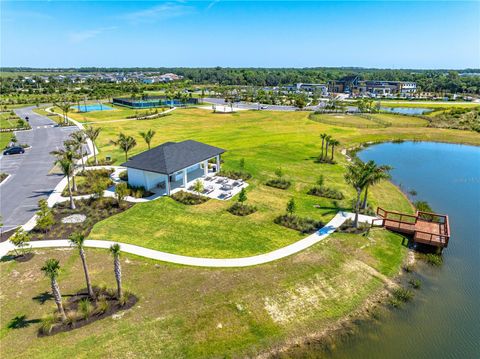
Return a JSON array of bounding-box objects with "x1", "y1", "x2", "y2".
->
[{"x1": 0, "y1": 212, "x2": 376, "y2": 267}]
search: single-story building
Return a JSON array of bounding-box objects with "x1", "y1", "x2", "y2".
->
[{"x1": 122, "y1": 140, "x2": 225, "y2": 195}]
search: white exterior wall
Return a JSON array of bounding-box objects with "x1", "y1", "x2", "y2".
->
[{"x1": 127, "y1": 168, "x2": 167, "y2": 190}]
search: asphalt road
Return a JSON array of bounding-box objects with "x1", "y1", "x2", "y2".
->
[
  {"x1": 203, "y1": 97, "x2": 298, "y2": 111},
  {"x1": 0, "y1": 106, "x2": 77, "y2": 231}
]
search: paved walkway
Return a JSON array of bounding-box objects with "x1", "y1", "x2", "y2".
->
[{"x1": 0, "y1": 211, "x2": 376, "y2": 267}]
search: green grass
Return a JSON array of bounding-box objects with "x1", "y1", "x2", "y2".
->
[
  {"x1": 65, "y1": 104, "x2": 169, "y2": 123},
  {"x1": 310, "y1": 113, "x2": 381, "y2": 128},
  {"x1": 369, "y1": 113, "x2": 428, "y2": 127},
  {"x1": 0, "y1": 228, "x2": 407, "y2": 358},
  {"x1": 0, "y1": 112, "x2": 21, "y2": 129}
]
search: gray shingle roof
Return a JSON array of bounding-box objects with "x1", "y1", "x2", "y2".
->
[{"x1": 122, "y1": 140, "x2": 225, "y2": 175}]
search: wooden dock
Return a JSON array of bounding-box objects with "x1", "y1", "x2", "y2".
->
[{"x1": 373, "y1": 207, "x2": 450, "y2": 249}]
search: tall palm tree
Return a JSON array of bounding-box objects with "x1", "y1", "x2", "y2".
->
[
  {"x1": 56, "y1": 158, "x2": 75, "y2": 209},
  {"x1": 84, "y1": 126, "x2": 102, "y2": 165},
  {"x1": 54, "y1": 100, "x2": 71, "y2": 125},
  {"x1": 111, "y1": 133, "x2": 137, "y2": 162},
  {"x1": 41, "y1": 259, "x2": 67, "y2": 322},
  {"x1": 344, "y1": 161, "x2": 370, "y2": 228},
  {"x1": 361, "y1": 161, "x2": 392, "y2": 210},
  {"x1": 139, "y1": 129, "x2": 156, "y2": 150},
  {"x1": 109, "y1": 243, "x2": 122, "y2": 299},
  {"x1": 69, "y1": 233, "x2": 94, "y2": 299},
  {"x1": 320, "y1": 133, "x2": 327, "y2": 159},
  {"x1": 70, "y1": 131, "x2": 87, "y2": 171},
  {"x1": 330, "y1": 139, "x2": 340, "y2": 161},
  {"x1": 51, "y1": 143, "x2": 78, "y2": 192}
]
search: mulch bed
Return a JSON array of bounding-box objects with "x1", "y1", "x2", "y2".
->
[
  {"x1": 307, "y1": 186, "x2": 344, "y2": 200},
  {"x1": 171, "y1": 191, "x2": 209, "y2": 205},
  {"x1": 265, "y1": 178, "x2": 291, "y2": 190},
  {"x1": 227, "y1": 202, "x2": 257, "y2": 216},
  {"x1": 274, "y1": 214, "x2": 323, "y2": 234},
  {"x1": 38, "y1": 287, "x2": 137, "y2": 337}
]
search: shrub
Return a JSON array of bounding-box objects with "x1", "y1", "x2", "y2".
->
[
  {"x1": 118, "y1": 170, "x2": 128, "y2": 181},
  {"x1": 119, "y1": 291, "x2": 132, "y2": 307},
  {"x1": 265, "y1": 178, "x2": 291, "y2": 190},
  {"x1": 307, "y1": 186, "x2": 344, "y2": 200},
  {"x1": 408, "y1": 278, "x2": 421, "y2": 289},
  {"x1": 392, "y1": 287, "x2": 414, "y2": 302},
  {"x1": 126, "y1": 184, "x2": 153, "y2": 198},
  {"x1": 171, "y1": 191, "x2": 209, "y2": 205},
  {"x1": 40, "y1": 314, "x2": 56, "y2": 335},
  {"x1": 425, "y1": 253, "x2": 443, "y2": 266},
  {"x1": 338, "y1": 218, "x2": 370, "y2": 234},
  {"x1": 65, "y1": 310, "x2": 80, "y2": 326},
  {"x1": 402, "y1": 263, "x2": 415, "y2": 273},
  {"x1": 95, "y1": 296, "x2": 109, "y2": 314},
  {"x1": 274, "y1": 214, "x2": 323, "y2": 234},
  {"x1": 228, "y1": 202, "x2": 257, "y2": 216},
  {"x1": 78, "y1": 299, "x2": 94, "y2": 319},
  {"x1": 218, "y1": 170, "x2": 252, "y2": 181}
]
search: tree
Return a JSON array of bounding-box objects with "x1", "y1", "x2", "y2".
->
[
  {"x1": 111, "y1": 133, "x2": 137, "y2": 161},
  {"x1": 51, "y1": 142, "x2": 78, "y2": 192},
  {"x1": 139, "y1": 129, "x2": 156, "y2": 150},
  {"x1": 320, "y1": 133, "x2": 328, "y2": 159},
  {"x1": 344, "y1": 161, "x2": 370, "y2": 228},
  {"x1": 115, "y1": 182, "x2": 129, "y2": 207},
  {"x1": 69, "y1": 232, "x2": 95, "y2": 299},
  {"x1": 329, "y1": 139, "x2": 340, "y2": 161},
  {"x1": 193, "y1": 179, "x2": 204, "y2": 195},
  {"x1": 36, "y1": 199, "x2": 54, "y2": 233},
  {"x1": 70, "y1": 131, "x2": 87, "y2": 171},
  {"x1": 275, "y1": 168, "x2": 283, "y2": 178},
  {"x1": 9, "y1": 228, "x2": 31, "y2": 257},
  {"x1": 54, "y1": 99, "x2": 71, "y2": 125},
  {"x1": 324, "y1": 135, "x2": 332, "y2": 160},
  {"x1": 56, "y1": 158, "x2": 76, "y2": 209},
  {"x1": 238, "y1": 187, "x2": 247, "y2": 203},
  {"x1": 286, "y1": 198, "x2": 296, "y2": 216},
  {"x1": 84, "y1": 126, "x2": 102, "y2": 165},
  {"x1": 109, "y1": 243, "x2": 122, "y2": 299},
  {"x1": 316, "y1": 174, "x2": 324, "y2": 187},
  {"x1": 41, "y1": 259, "x2": 67, "y2": 322},
  {"x1": 239, "y1": 158, "x2": 245, "y2": 171},
  {"x1": 361, "y1": 161, "x2": 392, "y2": 210}
]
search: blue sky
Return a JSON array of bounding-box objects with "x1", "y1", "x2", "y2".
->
[{"x1": 1, "y1": 1, "x2": 479, "y2": 69}]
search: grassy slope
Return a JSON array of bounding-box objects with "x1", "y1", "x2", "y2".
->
[
  {"x1": 0, "y1": 229, "x2": 406, "y2": 358},
  {"x1": 89, "y1": 109, "x2": 417, "y2": 257}
]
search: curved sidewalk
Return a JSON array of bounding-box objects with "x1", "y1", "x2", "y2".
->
[{"x1": 0, "y1": 212, "x2": 376, "y2": 268}]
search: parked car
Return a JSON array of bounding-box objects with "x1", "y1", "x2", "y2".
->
[
  {"x1": 260, "y1": 105, "x2": 269, "y2": 109},
  {"x1": 3, "y1": 146, "x2": 25, "y2": 155}
]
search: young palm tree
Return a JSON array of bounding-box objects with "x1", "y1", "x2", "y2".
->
[
  {"x1": 330, "y1": 139, "x2": 340, "y2": 161},
  {"x1": 51, "y1": 143, "x2": 78, "y2": 192},
  {"x1": 109, "y1": 243, "x2": 122, "y2": 299},
  {"x1": 361, "y1": 161, "x2": 392, "y2": 210},
  {"x1": 54, "y1": 100, "x2": 71, "y2": 125},
  {"x1": 55, "y1": 158, "x2": 75, "y2": 209},
  {"x1": 324, "y1": 135, "x2": 332, "y2": 160},
  {"x1": 111, "y1": 133, "x2": 137, "y2": 162},
  {"x1": 139, "y1": 129, "x2": 156, "y2": 150},
  {"x1": 69, "y1": 233, "x2": 94, "y2": 299},
  {"x1": 320, "y1": 133, "x2": 327, "y2": 159},
  {"x1": 41, "y1": 259, "x2": 67, "y2": 322},
  {"x1": 70, "y1": 131, "x2": 87, "y2": 171},
  {"x1": 344, "y1": 161, "x2": 370, "y2": 228},
  {"x1": 84, "y1": 126, "x2": 102, "y2": 165}
]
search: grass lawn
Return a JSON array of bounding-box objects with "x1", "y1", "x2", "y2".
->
[
  {"x1": 0, "y1": 228, "x2": 407, "y2": 358},
  {"x1": 64, "y1": 104, "x2": 169, "y2": 123},
  {"x1": 375, "y1": 100, "x2": 480, "y2": 108},
  {"x1": 0, "y1": 112, "x2": 21, "y2": 129},
  {"x1": 310, "y1": 113, "x2": 381, "y2": 128},
  {"x1": 32, "y1": 108, "x2": 67, "y2": 126},
  {"x1": 0, "y1": 132, "x2": 14, "y2": 149},
  {"x1": 369, "y1": 113, "x2": 428, "y2": 127}
]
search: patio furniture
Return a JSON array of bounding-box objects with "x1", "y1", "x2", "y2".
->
[
  {"x1": 204, "y1": 185, "x2": 214, "y2": 194},
  {"x1": 221, "y1": 184, "x2": 233, "y2": 191}
]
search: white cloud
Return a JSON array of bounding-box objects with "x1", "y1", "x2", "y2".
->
[
  {"x1": 122, "y1": 2, "x2": 193, "y2": 23},
  {"x1": 68, "y1": 27, "x2": 117, "y2": 43}
]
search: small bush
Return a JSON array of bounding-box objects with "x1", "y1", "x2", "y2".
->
[
  {"x1": 425, "y1": 253, "x2": 443, "y2": 266},
  {"x1": 388, "y1": 297, "x2": 402, "y2": 308},
  {"x1": 307, "y1": 186, "x2": 344, "y2": 200},
  {"x1": 95, "y1": 296, "x2": 109, "y2": 314},
  {"x1": 119, "y1": 291, "x2": 132, "y2": 307},
  {"x1": 118, "y1": 170, "x2": 128, "y2": 181},
  {"x1": 402, "y1": 263, "x2": 415, "y2": 273},
  {"x1": 274, "y1": 214, "x2": 323, "y2": 234},
  {"x1": 392, "y1": 287, "x2": 414, "y2": 302},
  {"x1": 40, "y1": 314, "x2": 56, "y2": 335},
  {"x1": 171, "y1": 191, "x2": 209, "y2": 205},
  {"x1": 65, "y1": 310, "x2": 80, "y2": 326},
  {"x1": 78, "y1": 299, "x2": 94, "y2": 319},
  {"x1": 408, "y1": 278, "x2": 421, "y2": 289},
  {"x1": 228, "y1": 202, "x2": 257, "y2": 216},
  {"x1": 218, "y1": 170, "x2": 252, "y2": 181},
  {"x1": 338, "y1": 218, "x2": 370, "y2": 234},
  {"x1": 265, "y1": 178, "x2": 291, "y2": 190},
  {"x1": 127, "y1": 184, "x2": 153, "y2": 198}
]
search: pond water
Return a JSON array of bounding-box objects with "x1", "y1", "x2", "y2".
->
[
  {"x1": 325, "y1": 142, "x2": 480, "y2": 359},
  {"x1": 380, "y1": 106, "x2": 432, "y2": 115}
]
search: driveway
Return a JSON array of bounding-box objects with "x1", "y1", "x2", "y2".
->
[
  {"x1": 0, "y1": 106, "x2": 77, "y2": 231},
  {"x1": 203, "y1": 97, "x2": 298, "y2": 111}
]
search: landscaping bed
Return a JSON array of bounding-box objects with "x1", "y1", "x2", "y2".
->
[
  {"x1": 227, "y1": 202, "x2": 257, "y2": 216},
  {"x1": 265, "y1": 178, "x2": 291, "y2": 190},
  {"x1": 62, "y1": 169, "x2": 114, "y2": 197},
  {"x1": 337, "y1": 218, "x2": 371, "y2": 235},
  {"x1": 30, "y1": 198, "x2": 132, "y2": 240},
  {"x1": 274, "y1": 214, "x2": 323, "y2": 234},
  {"x1": 307, "y1": 186, "x2": 344, "y2": 200},
  {"x1": 171, "y1": 191, "x2": 209, "y2": 205},
  {"x1": 217, "y1": 170, "x2": 252, "y2": 181},
  {"x1": 39, "y1": 287, "x2": 137, "y2": 336},
  {"x1": 0, "y1": 172, "x2": 8, "y2": 183}
]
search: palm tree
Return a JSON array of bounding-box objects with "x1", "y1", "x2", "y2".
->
[
  {"x1": 139, "y1": 129, "x2": 156, "y2": 150},
  {"x1": 111, "y1": 133, "x2": 136, "y2": 162},
  {"x1": 324, "y1": 135, "x2": 332, "y2": 160},
  {"x1": 361, "y1": 161, "x2": 392, "y2": 210},
  {"x1": 109, "y1": 243, "x2": 122, "y2": 299},
  {"x1": 320, "y1": 133, "x2": 327, "y2": 159},
  {"x1": 344, "y1": 161, "x2": 370, "y2": 228},
  {"x1": 51, "y1": 143, "x2": 78, "y2": 192},
  {"x1": 54, "y1": 100, "x2": 71, "y2": 125},
  {"x1": 84, "y1": 126, "x2": 101, "y2": 165},
  {"x1": 41, "y1": 259, "x2": 67, "y2": 322},
  {"x1": 69, "y1": 233, "x2": 94, "y2": 299},
  {"x1": 70, "y1": 131, "x2": 87, "y2": 171},
  {"x1": 330, "y1": 139, "x2": 340, "y2": 161},
  {"x1": 56, "y1": 158, "x2": 76, "y2": 209}
]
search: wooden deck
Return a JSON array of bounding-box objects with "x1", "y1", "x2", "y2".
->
[{"x1": 374, "y1": 207, "x2": 450, "y2": 248}]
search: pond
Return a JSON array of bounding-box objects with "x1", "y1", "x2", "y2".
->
[
  {"x1": 380, "y1": 106, "x2": 433, "y2": 115},
  {"x1": 326, "y1": 141, "x2": 480, "y2": 358}
]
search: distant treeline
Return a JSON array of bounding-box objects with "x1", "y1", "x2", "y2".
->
[{"x1": 2, "y1": 67, "x2": 480, "y2": 94}]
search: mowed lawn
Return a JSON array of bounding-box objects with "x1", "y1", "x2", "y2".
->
[
  {"x1": 85, "y1": 108, "x2": 475, "y2": 257},
  {"x1": 368, "y1": 113, "x2": 429, "y2": 127},
  {"x1": 66, "y1": 104, "x2": 169, "y2": 123}
]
